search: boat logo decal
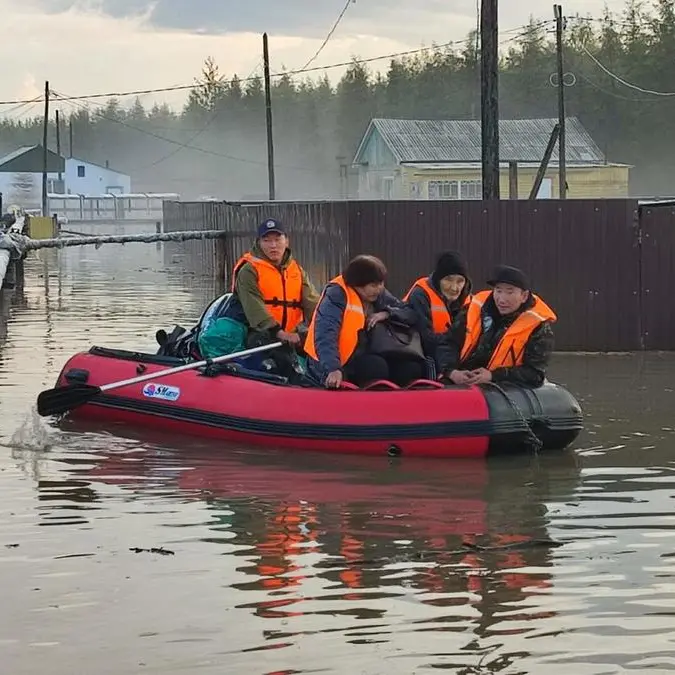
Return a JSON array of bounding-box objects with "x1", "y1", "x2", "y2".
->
[{"x1": 142, "y1": 383, "x2": 180, "y2": 401}]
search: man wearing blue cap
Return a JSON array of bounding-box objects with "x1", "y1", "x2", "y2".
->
[{"x1": 225, "y1": 218, "x2": 320, "y2": 370}]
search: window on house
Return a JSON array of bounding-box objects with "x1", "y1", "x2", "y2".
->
[
  {"x1": 428, "y1": 179, "x2": 482, "y2": 200},
  {"x1": 428, "y1": 180, "x2": 458, "y2": 199},
  {"x1": 382, "y1": 177, "x2": 394, "y2": 199},
  {"x1": 77, "y1": 165, "x2": 85, "y2": 178}
]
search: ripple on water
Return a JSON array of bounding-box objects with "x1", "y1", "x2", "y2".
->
[{"x1": 2, "y1": 237, "x2": 675, "y2": 672}]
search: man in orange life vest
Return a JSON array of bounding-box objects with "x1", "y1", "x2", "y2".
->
[
  {"x1": 228, "y1": 218, "x2": 320, "y2": 366},
  {"x1": 404, "y1": 250, "x2": 472, "y2": 364},
  {"x1": 437, "y1": 265, "x2": 555, "y2": 387}
]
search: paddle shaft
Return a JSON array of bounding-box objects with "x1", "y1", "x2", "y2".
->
[{"x1": 99, "y1": 341, "x2": 284, "y2": 393}]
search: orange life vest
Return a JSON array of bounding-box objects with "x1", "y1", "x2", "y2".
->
[
  {"x1": 304, "y1": 275, "x2": 366, "y2": 366},
  {"x1": 232, "y1": 252, "x2": 304, "y2": 331},
  {"x1": 404, "y1": 277, "x2": 470, "y2": 334},
  {"x1": 460, "y1": 290, "x2": 556, "y2": 369}
]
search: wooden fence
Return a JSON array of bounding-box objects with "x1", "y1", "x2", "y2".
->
[{"x1": 163, "y1": 199, "x2": 675, "y2": 351}]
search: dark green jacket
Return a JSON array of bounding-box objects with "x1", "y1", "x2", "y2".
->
[{"x1": 233, "y1": 243, "x2": 320, "y2": 333}]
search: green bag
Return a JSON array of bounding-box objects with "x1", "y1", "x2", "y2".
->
[{"x1": 197, "y1": 317, "x2": 247, "y2": 358}]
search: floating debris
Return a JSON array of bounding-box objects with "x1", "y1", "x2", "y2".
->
[{"x1": 129, "y1": 547, "x2": 175, "y2": 556}]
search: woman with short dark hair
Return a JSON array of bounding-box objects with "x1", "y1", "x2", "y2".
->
[{"x1": 304, "y1": 255, "x2": 426, "y2": 388}]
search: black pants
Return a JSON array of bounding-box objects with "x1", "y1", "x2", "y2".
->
[
  {"x1": 343, "y1": 354, "x2": 425, "y2": 387},
  {"x1": 246, "y1": 330, "x2": 299, "y2": 378}
]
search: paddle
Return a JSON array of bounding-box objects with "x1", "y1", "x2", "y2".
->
[{"x1": 36, "y1": 341, "x2": 283, "y2": 417}]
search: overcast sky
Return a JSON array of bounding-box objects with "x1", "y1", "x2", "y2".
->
[{"x1": 1, "y1": 0, "x2": 629, "y2": 117}]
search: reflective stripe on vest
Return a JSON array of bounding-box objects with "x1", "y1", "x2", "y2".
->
[
  {"x1": 232, "y1": 252, "x2": 304, "y2": 331},
  {"x1": 460, "y1": 290, "x2": 556, "y2": 369},
  {"x1": 304, "y1": 275, "x2": 365, "y2": 366}
]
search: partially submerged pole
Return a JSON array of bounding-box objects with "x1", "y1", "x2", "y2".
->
[
  {"x1": 480, "y1": 0, "x2": 500, "y2": 199},
  {"x1": 554, "y1": 4, "x2": 567, "y2": 198},
  {"x1": 20, "y1": 228, "x2": 229, "y2": 251},
  {"x1": 0, "y1": 249, "x2": 10, "y2": 289},
  {"x1": 262, "y1": 33, "x2": 276, "y2": 200},
  {"x1": 41, "y1": 81, "x2": 50, "y2": 216}
]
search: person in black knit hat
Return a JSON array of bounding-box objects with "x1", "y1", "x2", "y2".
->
[
  {"x1": 436, "y1": 264, "x2": 556, "y2": 387},
  {"x1": 404, "y1": 250, "x2": 472, "y2": 364},
  {"x1": 305, "y1": 255, "x2": 426, "y2": 388}
]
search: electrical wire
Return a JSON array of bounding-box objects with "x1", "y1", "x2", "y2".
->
[
  {"x1": 581, "y1": 44, "x2": 675, "y2": 96},
  {"x1": 301, "y1": 0, "x2": 353, "y2": 70},
  {"x1": 0, "y1": 23, "x2": 540, "y2": 106},
  {"x1": 52, "y1": 90, "x2": 315, "y2": 172}
]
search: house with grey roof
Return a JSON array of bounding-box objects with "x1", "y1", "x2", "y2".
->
[
  {"x1": 0, "y1": 145, "x2": 131, "y2": 211},
  {"x1": 352, "y1": 117, "x2": 630, "y2": 200}
]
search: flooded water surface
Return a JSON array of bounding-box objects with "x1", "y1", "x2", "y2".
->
[{"x1": 1, "y1": 228, "x2": 675, "y2": 674}]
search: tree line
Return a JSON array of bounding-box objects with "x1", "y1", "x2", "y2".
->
[{"x1": 1, "y1": 0, "x2": 674, "y2": 199}]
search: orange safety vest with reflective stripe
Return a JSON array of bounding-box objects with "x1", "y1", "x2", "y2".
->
[
  {"x1": 460, "y1": 290, "x2": 556, "y2": 369},
  {"x1": 232, "y1": 252, "x2": 304, "y2": 331},
  {"x1": 304, "y1": 275, "x2": 365, "y2": 366},
  {"x1": 404, "y1": 277, "x2": 471, "y2": 334}
]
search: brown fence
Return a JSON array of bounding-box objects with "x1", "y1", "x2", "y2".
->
[{"x1": 163, "y1": 199, "x2": 675, "y2": 351}]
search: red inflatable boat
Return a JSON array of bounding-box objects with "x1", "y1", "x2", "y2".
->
[{"x1": 50, "y1": 346, "x2": 583, "y2": 458}]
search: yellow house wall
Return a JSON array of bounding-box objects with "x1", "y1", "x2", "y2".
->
[{"x1": 400, "y1": 164, "x2": 630, "y2": 198}]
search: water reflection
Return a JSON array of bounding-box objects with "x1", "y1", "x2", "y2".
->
[
  {"x1": 3, "y1": 226, "x2": 675, "y2": 672},
  {"x1": 41, "y1": 427, "x2": 581, "y2": 665}
]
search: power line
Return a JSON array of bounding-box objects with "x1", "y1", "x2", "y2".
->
[
  {"x1": 301, "y1": 0, "x2": 353, "y2": 70},
  {"x1": 576, "y1": 70, "x2": 659, "y2": 102},
  {"x1": 0, "y1": 23, "x2": 539, "y2": 107},
  {"x1": 581, "y1": 44, "x2": 675, "y2": 96},
  {"x1": 52, "y1": 90, "x2": 315, "y2": 172}
]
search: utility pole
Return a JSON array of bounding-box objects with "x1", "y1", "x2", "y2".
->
[
  {"x1": 554, "y1": 4, "x2": 566, "y2": 198},
  {"x1": 41, "y1": 81, "x2": 50, "y2": 216},
  {"x1": 55, "y1": 109, "x2": 62, "y2": 185},
  {"x1": 69, "y1": 119, "x2": 73, "y2": 158},
  {"x1": 262, "y1": 33, "x2": 275, "y2": 200},
  {"x1": 480, "y1": 0, "x2": 499, "y2": 199}
]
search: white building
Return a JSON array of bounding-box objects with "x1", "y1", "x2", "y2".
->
[
  {"x1": 64, "y1": 157, "x2": 131, "y2": 195},
  {"x1": 0, "y1": 145, "x2": 131, "y2": 211}
]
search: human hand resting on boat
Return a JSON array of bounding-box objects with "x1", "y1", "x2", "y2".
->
[
  {"x1": 276, "y1": 329, "x2": 301, "y2": 345},
  {"x1": 366, "y1": 311, "x2": 389, "y2": 329},
  {"x1": 325, "y1": 370, "x2": 343, "y2": 388},
  {"x1": 466, "y1": 368, "x2": 492, "y2": 384}
]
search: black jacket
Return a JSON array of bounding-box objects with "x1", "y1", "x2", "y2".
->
[
  {"x1": 436, "y1": 293, "x2": 554, "y2": 387},
  {"x1": 406, "y1": 275, "x2": 472, "y2": 360},
  {"x1": 306, "y1": 284, "x2": 418, "y2": 381}
]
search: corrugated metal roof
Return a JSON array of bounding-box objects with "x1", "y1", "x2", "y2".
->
[
  {"x1": 354, "y1": 117, "x2": 605, "y2": 164},
  {"x1": 0, "y1": 145, "x2": 37, "y2": 167}
]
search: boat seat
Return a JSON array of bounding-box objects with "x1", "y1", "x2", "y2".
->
[
  {"x1": 405, "y1": 379, "x2": 444, "y2": 390},
  {"x1": 363, "y1": 380, "x2": 400, "y2": 391}
]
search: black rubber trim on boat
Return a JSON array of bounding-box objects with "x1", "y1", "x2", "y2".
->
[
  {"x1": 88, "y1": 394, "x2": 512, "y2": 441},
  {"x1": 89, "y1": 346, "x2": 186, "y2": 367}
]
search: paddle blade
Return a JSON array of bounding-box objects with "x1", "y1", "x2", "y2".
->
[{"x1": 36, "y1": 383, "x2": 102, "y2": 417}]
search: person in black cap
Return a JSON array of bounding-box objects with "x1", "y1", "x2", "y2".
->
[
  {"x1": 404, "y1": 250, "x2": 472, "y2": 363},
  {"x1": 222, "y1": 217, "x2": 320, "y2": 373},
  {"x1": 436, "y1": 264, "x2": 556, "y2": 387}
]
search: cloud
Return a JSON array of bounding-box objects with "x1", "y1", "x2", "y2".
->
[
  {"x1": 0, "y1": 0, "x2": 629, "y2": 117},
  {"x1": 24, "y1": 0, "x2": 629, "y2": 39}
]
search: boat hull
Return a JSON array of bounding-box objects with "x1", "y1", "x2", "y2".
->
[{"x1": 53, "y1": 346, "x2": 583, "y2": 458}]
